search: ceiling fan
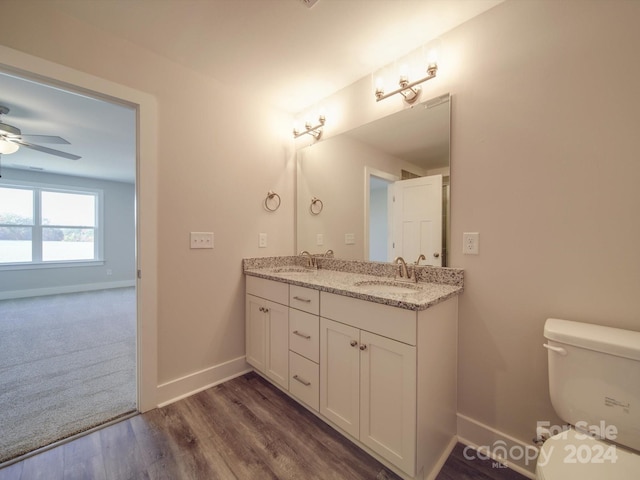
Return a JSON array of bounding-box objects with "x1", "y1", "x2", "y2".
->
[{"x1": 0, "y1": 105, "x2": 81, "y2": 160}]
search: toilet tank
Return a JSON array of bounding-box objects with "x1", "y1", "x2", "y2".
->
[{"x1": 544, "y1": 318, "x2": 640, "y2": 452}]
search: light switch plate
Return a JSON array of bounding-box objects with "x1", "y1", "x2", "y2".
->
[
  {"x1": 190, "y1": 232, "x2": 214, "y2": 249},
  {"x1": 463, "y1": 232, "x2": 479, "y2": 255},
  {"x1": 316, "y1": 233, "x2": 324, "y2": 246}
]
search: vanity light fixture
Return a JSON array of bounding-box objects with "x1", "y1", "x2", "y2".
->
[
  {"x1": 293, "y1": 115, "x2": 325, "y2": 140},
  {"x1": 374, "y1": 63, "x2": 438, "y2": 104}
]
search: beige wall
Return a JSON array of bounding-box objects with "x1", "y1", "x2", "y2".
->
[
  {"x1": 450, "y1": 0, "x2": 640, "y2": 444},
  {"x1": 0, "y1": 2, "x2": 294, "y2": 386},
  {"x1": 2, "y1": 0, "x2": 639, "y2": 462}
]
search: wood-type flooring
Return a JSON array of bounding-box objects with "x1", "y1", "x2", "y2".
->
[{"x1": 0, "y1": 372, "x2": 528, "y2": 479}]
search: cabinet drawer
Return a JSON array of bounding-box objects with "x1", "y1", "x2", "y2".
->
[
  {"x1": 320, "y1": 291, "x2": 416, "y2": 345},
  {"x1": 289, "y1": 285, "x2": 319, "y2": 315},
  {"x1": 289, "y1": 309, "x2": 319, "y2": 363},
  {"x1": 289, "y1": 351, "x2": 319, "y2": 412},
  {"x1": 246, "y1": 276, "x2": 288, "y2": 305}
]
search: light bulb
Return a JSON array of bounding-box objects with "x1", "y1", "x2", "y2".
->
[
  {"x1": 427, "y1": 47, "x2": 439, "y2": 66},
  {"x1": 375, "y1": 77, "x2": 385, "y2": 95},
  {"x1": 0, "y1": 138, "x2": 19, "y2": 154}
]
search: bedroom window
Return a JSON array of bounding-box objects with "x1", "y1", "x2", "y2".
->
[{"x1": 0, "y1": 184, "x2": 102, "y2": 266}]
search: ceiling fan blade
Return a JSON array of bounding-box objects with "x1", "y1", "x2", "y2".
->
[
  {"x1": 18, "y1": 134, "x2": 70, "y2": 145},
  {"x1": 13, "y1": 139, "x2": 81, "y2": 160}
]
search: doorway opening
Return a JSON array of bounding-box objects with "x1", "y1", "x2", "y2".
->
[
  {"x1": 0, "y1": 69, "x2": 138, "y2": 464},
  {"x1": 365, "y1": 168, "x2": 399, "y2": 262}
]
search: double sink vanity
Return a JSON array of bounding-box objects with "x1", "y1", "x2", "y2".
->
[{"x1": 243, "y1": 255, "x2": 463, "y2": 480}]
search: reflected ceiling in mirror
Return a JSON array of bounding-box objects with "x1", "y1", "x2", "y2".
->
[{"x1": 296, "y1": 93, "x2": 450, "y2": 266}]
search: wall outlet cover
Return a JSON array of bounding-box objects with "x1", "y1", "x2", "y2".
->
[
  {"x1": 259, "y1": 233, "x2": 268, "y2": 248},
  {"x1": 345, "y1": 233, "x2": 355, "y2": 245},
  {"x1": 463, "y1": 232, "x2": 479, "y2": 255}
]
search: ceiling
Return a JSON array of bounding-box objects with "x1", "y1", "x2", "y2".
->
[
  {"x1": 0, "y1": 0, "x2": 502, "y2": 182},
  {"x1": 0, "y1": 71, "x2": 136, "y2": 183},
  {"x1": 54, "y1": 0, "x2": 502, "y2": 113}
]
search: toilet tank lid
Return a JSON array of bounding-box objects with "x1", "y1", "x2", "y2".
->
[{"x1": 544, "y1": 318, "x2": 640, "y2": 361}]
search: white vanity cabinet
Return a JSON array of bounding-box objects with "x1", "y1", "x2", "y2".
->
[
  {"x1": 245, "y1": 273, "x2": 459, "y2": 480},
  {"x1": 245, "y1": 276, "x2": 289, "y2": 389},
  {"x1": 320, "y1": 291, "x2": 457, "y2": 480}
]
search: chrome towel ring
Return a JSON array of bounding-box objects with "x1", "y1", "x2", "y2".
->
[
  {"x1": 310, "y1": 197, "x2": 323, "y2": 215},
  {"x1": 264, "y1": 190, "x2": 281, "y2": 212}
]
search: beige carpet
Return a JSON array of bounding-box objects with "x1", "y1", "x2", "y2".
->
[{"x1": 0, "y1": 287, "x2": 137, "y2": 463}]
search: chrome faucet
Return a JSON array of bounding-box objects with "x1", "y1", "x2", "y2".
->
[
  {"x1": 324, "y1": 249, "x2": 334, "y2": 258},
  {"x1": 394, "y1": 256, "x2": 409, "y2": 279},
  {"x1": 299, "y1": 250, "x2": 317, "y2": 269},
  {"x1": 415, "y1": 254, "x2": 426, "y2": 265}
]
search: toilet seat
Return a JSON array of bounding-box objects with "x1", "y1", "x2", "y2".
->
[{"x1": 536, "y1": 428, "x2": 640, "y2": 479}]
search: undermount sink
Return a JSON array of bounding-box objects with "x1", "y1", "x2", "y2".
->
[{"x1": 353, "y1": 280, "x2": 423, "y2": 294}]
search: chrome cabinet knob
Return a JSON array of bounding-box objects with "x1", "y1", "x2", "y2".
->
[
  {"x1": 433, "y1": 253, "x2": 440, "y2": 258},
  {"x1": 359, "y1": 344, "x2": 367, "y2": 351},
  {"x1": 350, "y1": 340, "x2": 358, "y2": 347}
]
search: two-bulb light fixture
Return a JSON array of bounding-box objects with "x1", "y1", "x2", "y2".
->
[
  {"x1": 293, "y1": 115, "x2": 325, "y2": 140},
  {"x1": 374, "y1": 62, "x2": 438, "y2": 104}
]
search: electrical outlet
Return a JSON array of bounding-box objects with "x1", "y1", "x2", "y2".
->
[
  {"x1": 316, "y1": 233, "x2": 324, "y2": 246},
  {"x1": 463, "y1": 232, "x2": 479, "y2": 255},
  {"x1": 259, "y1": 233, "x2": 268, "y2": 248},
  {"x1": 190, "y1": 232, "x2": 214, "y2": 249},
  {"x1": 345, "y1": 233, "x2": 355, "y2": 245}
]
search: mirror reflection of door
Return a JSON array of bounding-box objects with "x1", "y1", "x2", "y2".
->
[{"x1": 390, "y1": 174, "x2": 443, "y2": 266}]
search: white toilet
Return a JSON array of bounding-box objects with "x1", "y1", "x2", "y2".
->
[{"x1": 536, "y1": 318, "x2": 640, "y2": 479}]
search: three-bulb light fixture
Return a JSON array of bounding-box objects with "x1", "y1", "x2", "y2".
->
[
  {"x1": 374, "y1": 62, "x2": 438, "y2": 104},
  {"x1": 292, "y1": 115, "x2": 325, "y2": 140}
]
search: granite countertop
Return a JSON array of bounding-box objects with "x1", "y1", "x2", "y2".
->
[{"x1": 243, "y1": 256, "x2": 463, "y2": 312}]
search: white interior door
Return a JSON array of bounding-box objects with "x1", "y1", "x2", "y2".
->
[{"x1": 390, "y1": 174, "x2": 443, "y2": 266}]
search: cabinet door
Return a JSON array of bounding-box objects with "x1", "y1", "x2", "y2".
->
[
  {"x1": 265, "y1": 299, "x2": 289, "y2": 389},
  {"x1": 320, "y1": 318, "x2": 360, "y2": 438},
  {"x1": 360, "y1": 331, "x2": 416, "y2": 476},
  {"x1": 246, "y1": 294, "x2": 267, "y2": 372}
]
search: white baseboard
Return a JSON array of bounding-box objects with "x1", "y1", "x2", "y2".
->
[
  {"x1": 426, "y1": 436, "x2": 458, "y2": 480},
  {"x1": 0, "y1": 280, "x2": 136, "y2": 300},
  {"x1": 457, "y1": 413, "x2": 538, "y2": 479},
  {"x1": 156, "y1": 356, "x2": 251, "y2": 407}
]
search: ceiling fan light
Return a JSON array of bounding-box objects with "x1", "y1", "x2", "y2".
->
[{"x1": 0, "y1": 138, "x2": 19, "y2": 154}]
